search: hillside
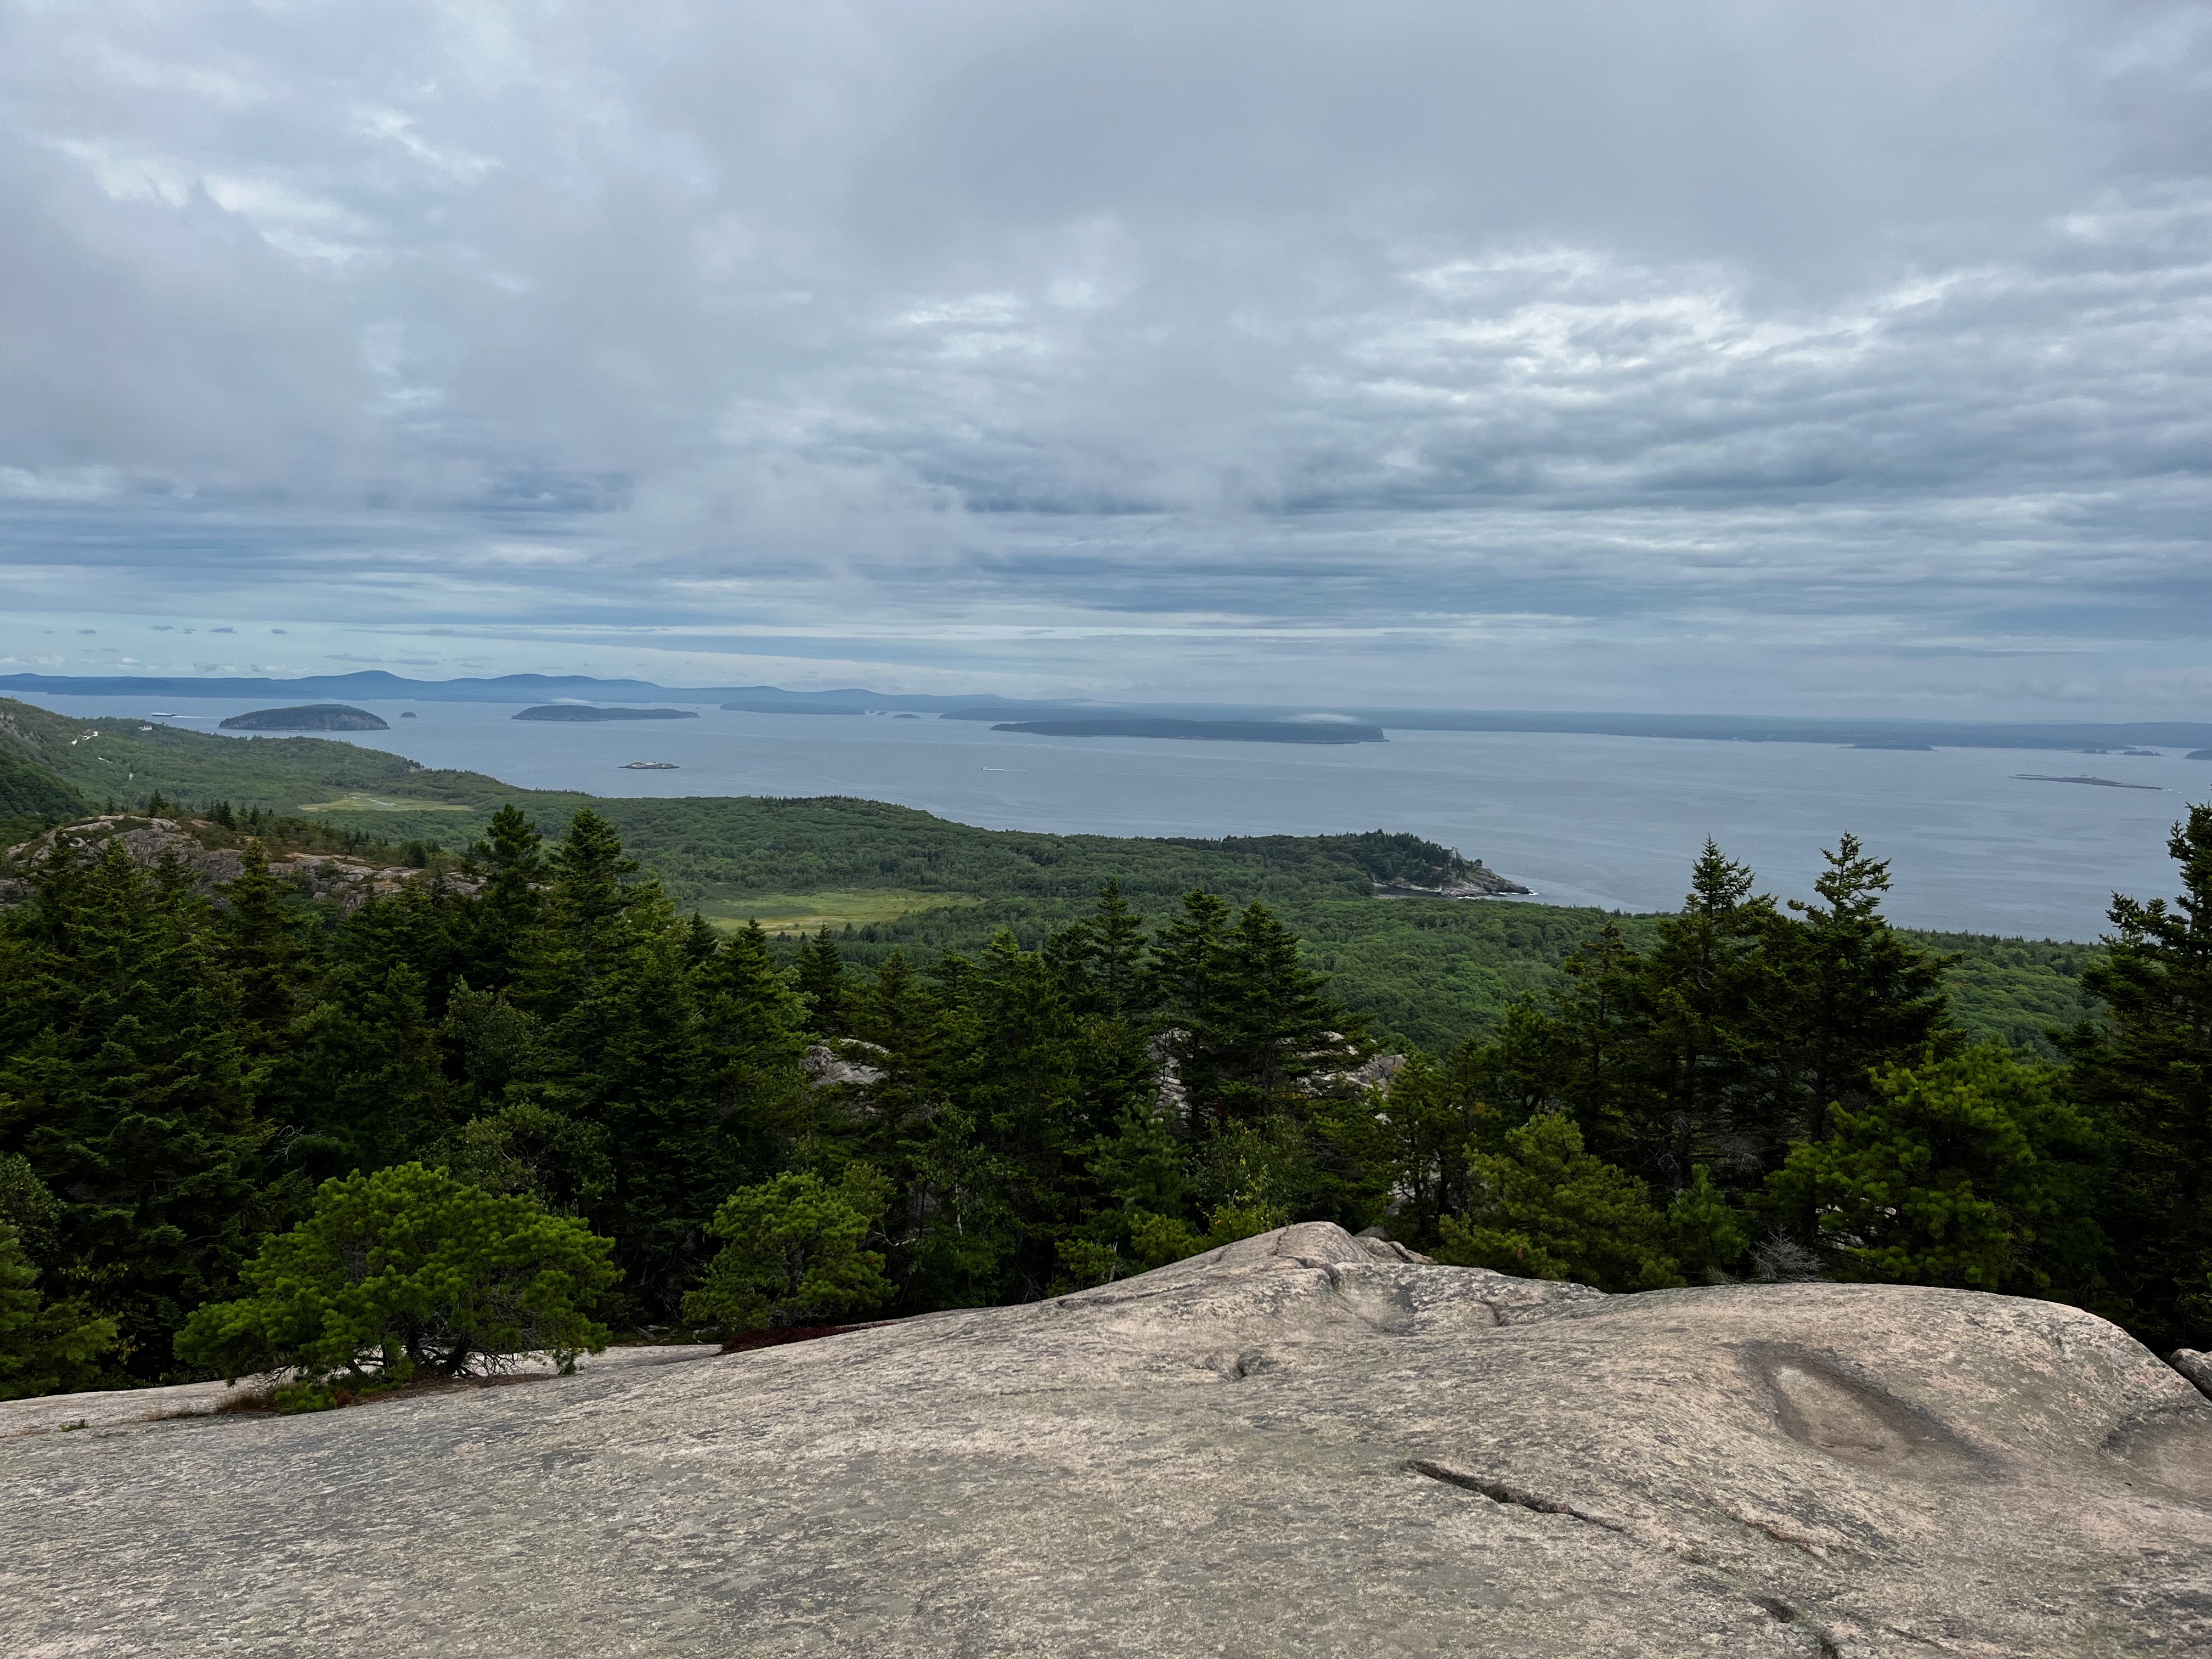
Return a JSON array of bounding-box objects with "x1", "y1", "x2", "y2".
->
[{"x1": 0, "y1": 696, "x2": 2106, "y2": 1053}]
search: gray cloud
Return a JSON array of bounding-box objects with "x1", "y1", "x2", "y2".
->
[{"x1": 0, "y1": 0, "x2": 2206, "y2": 713}]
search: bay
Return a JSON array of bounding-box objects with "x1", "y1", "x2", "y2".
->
[{"x1": 21, "y1": 692, "x2": 2208, "y2": 940}]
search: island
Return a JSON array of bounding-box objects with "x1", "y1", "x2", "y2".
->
[
  {"x1": 991, "y1": 716, "x2": 1386, "y2": 745},
  {"x1": 620, "y1": 761, "x2": 679, "y2": 770},
  {"x1": 1850, "y1": 741, "x2": 1935, "y2": 751},
  {"x1": 2013, "y1": 772, "x2": 2165, "y2": 791},
  {"x1": 2190, "y1": 749, "x2": 2212, "y2": 760},
  {"x1": 217, "y1": 704, "x2": 389, "y2": 732},
  {"x1": 513, "y1": 705, "x2": 700, "y2": 722}
]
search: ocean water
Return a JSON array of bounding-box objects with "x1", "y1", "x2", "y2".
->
[{"x1": 21, "y1": 693, "x2": 2209, "y2": 941}]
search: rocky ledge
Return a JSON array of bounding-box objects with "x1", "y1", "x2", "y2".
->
[
  {"x1": 2, "y1": 1221, "x2": 2206, "y2": 1656},
  {"x1": 0, "y1": 815, "x2": 480, "y2": 912},
  {"x1": 1375, "y1": 868, "x2": 1533, "y2": 898}
]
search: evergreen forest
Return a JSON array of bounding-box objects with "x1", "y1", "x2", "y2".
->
[{"x1": 1, "y1": 694, "x2": 2207, "y2": 1396}]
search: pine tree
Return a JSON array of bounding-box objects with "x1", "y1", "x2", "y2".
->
[
  {"x1": 1765, "y1": 1046, "x2": 2101, "y2": 1296},
  {"x1": 2063, "y1": 804, "x2": 2212, "y2": 1348},
  {"x1": 1432, "y1": 1113, "x2": 1685, "y2": 1291}
]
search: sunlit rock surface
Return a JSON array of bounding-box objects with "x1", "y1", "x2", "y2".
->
[{"x1": 3, "y1": 1222, "x2": 2208, "y2": 1656}]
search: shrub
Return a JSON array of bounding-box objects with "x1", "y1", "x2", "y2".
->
[
  {"x1": 683, "y1": 1167, "x2": 894, "y2": 1335},
  {"x1": 1432, "y1": 1113, "x2": 1685, "y2": 1291},
  {"x1": 175, "y1": 1163, "x2": 618, "y2": 1407}
]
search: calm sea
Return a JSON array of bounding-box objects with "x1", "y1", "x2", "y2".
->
[{"x1": 22, "y1": 693, "x2": 2209, "y2": 941}]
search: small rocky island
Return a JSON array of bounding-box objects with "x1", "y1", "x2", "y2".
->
[
  {"x1": 620, "y1": 760, "x2": 679, "y2": 770},
  {"x1": 217, "y1": 704, "x2": 389, "y2": 731},
  {"x1": 512, "y1": 705, "x2": 700, "y2": 723}
]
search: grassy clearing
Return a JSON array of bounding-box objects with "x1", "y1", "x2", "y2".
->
[
  {"x1": 698, "y1": 889, "x2": 984, "y2": 936},
  {"x1": 299, "y1": 793, "x2": 476, "y2": 813}
]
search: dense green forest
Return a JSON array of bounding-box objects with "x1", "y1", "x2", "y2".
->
[
  {"x1": 3, "y1": 694, "x2": 2203, "y2": 1401},
  {"x1": 0, "y1": 696, "x2": 2101, "y2": 1054}
]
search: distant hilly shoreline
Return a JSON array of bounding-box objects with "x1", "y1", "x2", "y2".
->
[{"x1": 4, "y1": 670, "x2": 2209, "y2": 754}]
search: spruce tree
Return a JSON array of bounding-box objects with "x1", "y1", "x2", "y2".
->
[
  {"x1": 2063, "y1": 804, "x2": 2212, "y2": 1348},
  {"x1": 464, "y1": 805, "x2": 546, "y2": 992},
  {"x1": 1164, "y1": 898, "x2": 1349, "y2": 1124},
  {"x1": 1765, "y1": 834, "x2": 1957, "y2": 1148},
  {"x1": 1618, "y1": 841, "x2": 1779, "y2": 1193},
  {"x1": 693, "y1": 921, "x2": 815, "y2": 1175},
  {"x1": 506, "y1": 811, "x2": 714, "y2": 1318},
  {"x1": 215, "y1": 840, "x2": 302, "y2": 1045},
  {"x1": 280, "y1": 962, "x2": 454, "y2": 1183},
  {"x1": 1048, "y1": 881, "x2": 1151, "y2": 1020},
  {"x1": 794, "y1": 928, "x2": 852, "y2": 1037},
  {"x1": 0, "y1": 1221, "x2": 118, "y2": 1400},
  {"x1": 0, "y1": 840, "x2": 276, "y2": 1376},
  {"x1": 1148, "y1": 889, "x2": 1232, "y2": 1032}
]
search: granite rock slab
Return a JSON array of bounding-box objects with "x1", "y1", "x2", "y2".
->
[{"x1": 3, "y1": 1223, "x2": 2207, "y2": 1657}]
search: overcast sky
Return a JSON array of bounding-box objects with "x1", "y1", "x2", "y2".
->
[{"x1": 2, "y1": 1, "x2": 2207, "y2": 712}]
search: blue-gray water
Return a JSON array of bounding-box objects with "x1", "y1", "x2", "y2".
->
[{"x1": 25, "y1": 693, "x2": 2209, "y2": 940}]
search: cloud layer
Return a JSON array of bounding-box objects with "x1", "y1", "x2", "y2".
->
[{"x1": 2, "y1": 0, "x2": 2208, "y2": 709}]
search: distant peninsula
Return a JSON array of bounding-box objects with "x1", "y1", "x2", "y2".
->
[
  {"x1": 2190, "y1": 749, "x2": 2212, "y2": 760},
  {"x1": 992, "y1": 717, "x2": 1386, "y2": 745},
  {"x1": 218, "y1": 704, "x2": 388, "y2": 732},
  {"x1": 513, "y1": 706, "x2": 699, "y2": 723}
]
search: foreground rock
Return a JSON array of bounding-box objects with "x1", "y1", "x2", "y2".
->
[{"x1": 2, "y1": 1224, "x2": 2207, "y2": 1656}]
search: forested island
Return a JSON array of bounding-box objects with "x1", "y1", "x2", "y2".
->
[
  {"x1": 0, "y1": 691, "x2": 2205, "y2": 1409},
  {"x1": 218, "y1": 705, "x2": 390, "y2": 732},
  {"x1": 513, "y1": 705, "x2": 699, "y2": 723},
  {"x1": 992, "y1": 716, "x2": 1387, "y2": 744}
]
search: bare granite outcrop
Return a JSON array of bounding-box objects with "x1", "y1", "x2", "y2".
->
[
  {"x1": 3, "y1": 1220, "x2": 2207, "y2": 1655},
  {"x1": 0, "y1": 815, "x2": 480, "y2": 912}
]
